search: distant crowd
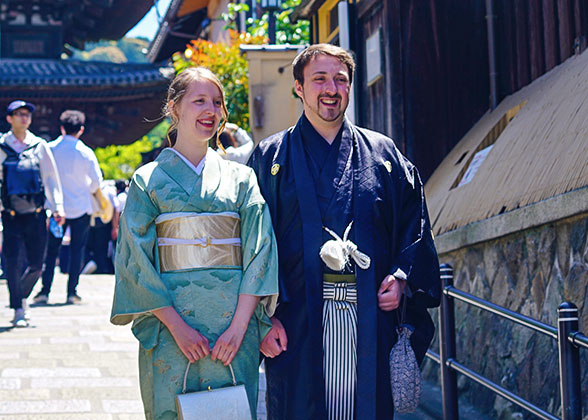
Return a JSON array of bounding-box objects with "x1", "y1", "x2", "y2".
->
[{"x1": 0, "y1": 99, "x2": 255, "y2": 329}]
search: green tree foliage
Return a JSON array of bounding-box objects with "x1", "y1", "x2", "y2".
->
[
  {"x1": 86, "y1": 46, "x2": 127, "y2": 63},
  {"x1": 172, "y1": 31, "x2": 266, "y2": 132},
  {"x1": 70, "y1": 36, "x2": 160, "y2": 180},
  {"x1": 223, "y1": 0, "x2": 309, "y2": 45},
  {"x1": 69, "y1": 37, "x2": 149, "y2": 63},
  {"x1": 94, "y1": 121, "x2": 168, "y2": 180}
]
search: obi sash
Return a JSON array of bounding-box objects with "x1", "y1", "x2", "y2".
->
[{"x1": 155, "y1": 211, "x2": 242, "y2": 272}]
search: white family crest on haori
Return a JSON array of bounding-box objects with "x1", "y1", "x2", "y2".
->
[{"x1": 319, "y1": 221, "x2": 371, "y2": 271}]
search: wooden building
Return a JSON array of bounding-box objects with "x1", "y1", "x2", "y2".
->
[
  {"x1": 0, "y1": 0, "x2": 173, "y2": 147},
  {"x1": 422, "y1": 45, "x2": 588, "y2": 420},
  {"x1": 291, "y1": 2, "x2": 588, "y2": 415},
  {"x1": 147, "y1": 0, "x2": 233, "y2": 63},
  {"x1": 293, "y1": 0, "x2": 588, "y2": 180}
]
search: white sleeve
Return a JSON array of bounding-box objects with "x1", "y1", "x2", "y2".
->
[
  {"x1": 36, "y1": 141, "x2": 64, "y2": 214},
  {"x1": 86, "y1": 149, "x2": 103, "y2": 194}
]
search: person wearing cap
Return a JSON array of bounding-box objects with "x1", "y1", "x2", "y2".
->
[
  {"x1": 36, "y1": 110, "x2": 102, "y2": 305},
  {"x1": 0, "y1": 100, "x2": 64, "y2": 327}
]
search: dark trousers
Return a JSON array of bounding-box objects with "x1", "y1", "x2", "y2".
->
[
  {"x1": 41, "y1": 214, "x2": 91, "y2": 297},
  {"x1": 85, "y1": 220, "x2": 114, "y2": 274},
  {"x1": 2, "y1": 211, "x2": 47, "y2": 309}
]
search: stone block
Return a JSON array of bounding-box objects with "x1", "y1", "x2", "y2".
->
[
  {"x1": 0, "y1": 415, "x2": 112, "y2": 420},
  {"x1": 0, "y1": 399, "x2": 91, "y2": 414},
  {"x1": 2, "y1": 368, "x2": 101, "y2": 378},
  {"x1": 563, "y1": 262, "x2": 588, "y2": 307},
  {"x1": 89, "y1": 343, "x2": 138, "y2": 353},
  {"x1": 31, "y1": 377, "x2": 133, "y2": 389},
  {"x1": 116, "y1": 415, "x2": 144, "y2": 420},
  {"x1": 59, "y1": 387, "x2": 140, "y2": 400},
  {"x1": 49, "y1": 336, "x2": 105, "y2": 344},
  {"x1": 0, "y1": 379, "x2": 20, "y2": 390},
  {"x1": 0, "y1": 338, "x2": 42, "y2": 346},
  {"x1": 0, "y1": 389, "x2": 51, "y2": 400},
  {"x1": 102, "y1": 400, "x2": 143, "y2": 414}
]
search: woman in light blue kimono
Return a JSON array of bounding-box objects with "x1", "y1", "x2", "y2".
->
[{"x1": 110, "y1": 67, "x2": 278, "y2": 420}]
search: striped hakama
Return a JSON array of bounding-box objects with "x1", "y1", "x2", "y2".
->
[{"x1": 323, "y1": 281, "x2": 358, "y2": 420}]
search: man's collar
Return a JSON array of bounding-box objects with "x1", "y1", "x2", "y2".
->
[
  {"x1": 301, "y1": 112, "x2": 347, "y2": 144},
  {"x1": 4, "y1": 130, "x2": 37, "y2": 146}
]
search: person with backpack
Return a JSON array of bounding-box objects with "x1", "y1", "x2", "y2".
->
[
  {"x1": 36, "y1": 110, "x2": 102, "y2": 305},
  {"x1": 0, "y1": 100, "x2": 64, "y2": 327}
]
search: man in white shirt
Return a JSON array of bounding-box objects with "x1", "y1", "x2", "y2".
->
[
  {"x1": 1, "y1": 100, "x2": 65, "y2": 327},
  {"x1": 35, "y1": 110, "x2": 102, "y2": 305}
]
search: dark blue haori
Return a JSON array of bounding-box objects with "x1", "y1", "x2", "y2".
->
[{"x1": 249, "y1": 114, "x2": 441, "y2": 420}]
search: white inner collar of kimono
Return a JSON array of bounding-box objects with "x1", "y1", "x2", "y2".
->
[{"x1": 169, "y1": 147, "x2": 208, "y2": 175}]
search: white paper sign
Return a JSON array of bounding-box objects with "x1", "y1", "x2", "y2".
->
[{"x1": 458, "y1": 145, "x2": 493, "y2": 187}]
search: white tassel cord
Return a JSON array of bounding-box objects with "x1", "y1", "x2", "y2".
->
[{"x1": 320, "y1": 221, "x2": 371, "y2": 271}]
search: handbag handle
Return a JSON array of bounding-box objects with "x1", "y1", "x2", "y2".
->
[{"x1": 182, "y1": 361, "x2": 237, "y2": 394}]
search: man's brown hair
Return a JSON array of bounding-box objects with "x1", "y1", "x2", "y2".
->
[{"x1": 292, "y1": 44, "x2": 356, "y2": 85}]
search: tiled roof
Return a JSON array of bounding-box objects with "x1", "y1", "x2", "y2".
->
[{"x1": 0, "y1": 59, "x2": 173, "y2": 99}]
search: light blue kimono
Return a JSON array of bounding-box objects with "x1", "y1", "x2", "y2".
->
[{"x1": 111, "y1": 149, "x2": 278, "y2": 420}]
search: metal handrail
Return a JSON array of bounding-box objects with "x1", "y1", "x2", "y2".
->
[
  {"x1": 436, "y1": 264, "x2": 585, "y2": 420},
  {"x1": 424, "y1": 350, "x2": 559, "y2": 420},
  {"x1": 444, "y1": 285, "x2": 558, "y2": 340},
  {"x1": 446, "y1": 358, "x2": 558, "y2": 420},
  {"x1": 569, "y1": 332, "x2": 588, "y2": 350},
  {"x1": 426, "y1": 349, "x2": 440, "y2": 364}
]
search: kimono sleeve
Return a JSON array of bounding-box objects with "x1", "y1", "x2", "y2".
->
[
  {"x1": 238, "y1": 169, "x2": 279, "y2": 334},
  {"x1": 110, "y1": 171, "x2": 173, "y2": 330},
  {"x1": 390, "y1": 162, "x2": 441, "y2": 307}
]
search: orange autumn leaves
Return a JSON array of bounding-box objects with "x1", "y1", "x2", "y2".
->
[{"x1": 172, "y1": 30, "x2": 266, "y2": 132}]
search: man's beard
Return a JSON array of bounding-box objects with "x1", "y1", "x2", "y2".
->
[{"x1": 316, "y1": 94, "x2": 345, "y2": 122}]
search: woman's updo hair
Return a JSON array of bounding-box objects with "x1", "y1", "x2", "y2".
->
[{"x1": 163, "y1": 67, "x2": 229, "y2": 147}]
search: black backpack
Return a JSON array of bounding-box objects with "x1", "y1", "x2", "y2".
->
[{"x1": 0, "y1": 140, "x2": 45, "y2": 214}]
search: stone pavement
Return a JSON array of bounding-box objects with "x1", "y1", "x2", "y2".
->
[{"x1": 0, "y1": 271, "x2": 267, "y2": 420}]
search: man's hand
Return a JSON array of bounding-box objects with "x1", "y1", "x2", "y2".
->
[
  {"x1": 377, "y1": 275, "x2": 406, "y2": 311},
  {"x1": 260, "y1": 316, "x2": 288, "y2": 358}
]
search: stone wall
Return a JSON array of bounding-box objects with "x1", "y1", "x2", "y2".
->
[{"x1": 423, "y1": 214, "x2": 588, "y2": 419}]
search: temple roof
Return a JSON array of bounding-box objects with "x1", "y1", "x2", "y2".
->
[
  {"x1": 0, "y1": 0, "x2": 154, "y2": 51},
  {"x1": 0, "y1": 2, "x2": 174, "y2": 147},
  {"x1": 0, "y1": 59, "x2": 173, "y2": 98},
  {"x1": 0, "y1": 59, "x2": 173, "y2": 147}
]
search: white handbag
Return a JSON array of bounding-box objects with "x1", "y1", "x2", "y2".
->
[{"x1": 176, "y1": 362, "x2": 252, "y2": 420}]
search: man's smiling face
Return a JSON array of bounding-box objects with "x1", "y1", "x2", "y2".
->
[{"x1": 295, "y1": 54, "x2": 351, "y2": 129}]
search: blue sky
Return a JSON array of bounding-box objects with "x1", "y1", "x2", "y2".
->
[{"x1": 125, "y1": 0, "x2": 172, "y2": 41}]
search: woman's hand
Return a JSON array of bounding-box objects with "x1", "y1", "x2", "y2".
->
[
  {"x1": 211, "y1": 325, "x2": 247, "y2": 366},
  {"x1": 210, "y1": 294, "x2": 260, "y2": 366},
  {"x1": 152, "y1": 307, "x2": 210, "y2": 363},
  {"x1": 169, "y1": 322, "x2": 210, "y2": 363}
]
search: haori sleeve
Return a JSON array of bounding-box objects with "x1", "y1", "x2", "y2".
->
[
  {"x1": 238, "y1": 168, "x2": 279, "y2": 331},
  {"x1": 110, "y1": 170, "x2": 173, "y2": 331},
  {"x1": 390, "y1": 160, "x2": 441, "y2": 307}
]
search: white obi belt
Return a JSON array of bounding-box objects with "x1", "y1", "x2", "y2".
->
[{"x1": 155, "y1": 212, "x2": 242, "y2": 272}]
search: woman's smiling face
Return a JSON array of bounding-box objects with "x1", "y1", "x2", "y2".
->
[{"x1": 173, "y1": 79, "x2": 223, "y2": 144}]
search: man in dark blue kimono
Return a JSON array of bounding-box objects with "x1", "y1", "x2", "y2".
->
[{"x1": 248, "y1": 44, "x2": 441, "y2": 420}]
